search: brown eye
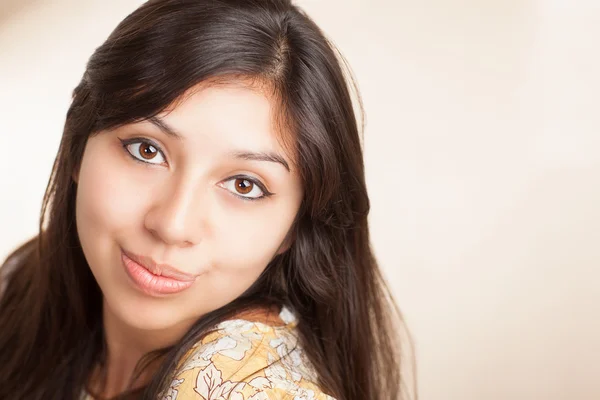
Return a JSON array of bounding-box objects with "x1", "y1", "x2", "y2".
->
[
  {"x1": 122, "y1": 140, "x2": 166, "y2": 165},
  {"x1": 139, "y1": 142, "x2": 158, "y2": 160},
  {"x1": 235, "y1": 179, "x2": 253, "y2": 194},
  {"x1": 219, "y1": 177, "x2": 266, "y2": 200}
]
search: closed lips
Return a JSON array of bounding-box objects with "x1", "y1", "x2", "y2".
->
[
  {"x1": 120, "y1": 249, "x2": 199, "y2": 296},
  {"x1": 121, "y1": 249, "x2": 198, "y2": 282}
]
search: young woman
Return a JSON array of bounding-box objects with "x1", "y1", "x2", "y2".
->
[{"x1": 0, "y1": 0, "x2": 414, "y2": 399}]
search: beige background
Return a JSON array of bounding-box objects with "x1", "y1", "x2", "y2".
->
[{"x1": 1, "y1": 1, "x2": 599, "y2": 399}]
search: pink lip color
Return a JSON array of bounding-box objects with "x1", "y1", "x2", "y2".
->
[{"x1": 121, "y1": 251, "x2": 195, "y2": 296}]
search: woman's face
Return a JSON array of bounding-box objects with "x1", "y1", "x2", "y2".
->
[{"x1": 74, "y1": 81, "x2": 303, "y2": 332}]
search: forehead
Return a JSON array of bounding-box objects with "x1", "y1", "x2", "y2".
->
[{"x1": 158, "y1": 79, "x2": 291, "y2": 160}]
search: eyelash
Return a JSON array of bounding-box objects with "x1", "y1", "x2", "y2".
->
[
  {"x1": 225, "y1": 175, "x2": 273, "y2": 202},
  {"x1": 117, "y1": 137, "x2": 274, "y2": 202}
]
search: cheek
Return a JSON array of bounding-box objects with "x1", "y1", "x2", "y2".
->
[
  {"x1": 189, "y1": 246, "x2": 273, "y2": 312},
  {"x1": 210, "y1": 199, "x2": 295, "y2": 268},
  {"x1": 192, "y1": 199, "x2": 297, "y2": 304},
  {"x1": 75, "y1": 138, "x2": 153, "y2": 258}
]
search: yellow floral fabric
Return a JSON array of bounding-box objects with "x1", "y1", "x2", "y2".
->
[{"x1": 160, "y1": 306, "x2": 335, "y2": 400}]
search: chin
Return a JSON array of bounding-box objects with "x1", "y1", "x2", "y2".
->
[{"x1": 101, "y1": 284, "x2": 195, "y2": 332}]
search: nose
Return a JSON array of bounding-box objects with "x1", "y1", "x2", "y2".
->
[{"x1": 143, "y1": 177, "x2": 207, "y2": 247}]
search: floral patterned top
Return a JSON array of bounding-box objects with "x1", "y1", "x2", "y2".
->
[
  {"x1": 161, "y1": 305, "x2": 335, "y2": 400},
  {"x1": 83, "y1": 306, "x2": 335, "y2": 400}
]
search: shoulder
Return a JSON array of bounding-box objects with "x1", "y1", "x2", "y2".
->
[{"x1": 162, "y1": 306, "x2": 336, "y2": 400}]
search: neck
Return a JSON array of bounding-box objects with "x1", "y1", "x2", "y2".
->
[{"x1": 89, "y1": 298, "x2": 195, "y2": 398}]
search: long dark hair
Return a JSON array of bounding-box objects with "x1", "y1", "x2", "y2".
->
[{"x1": 0, "y1": 1, "x2": 416, "y2": 399}]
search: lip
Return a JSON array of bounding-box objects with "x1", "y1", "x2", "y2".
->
[{"x1": 120, "y1": 249, "x2": 198, "y2": 296}]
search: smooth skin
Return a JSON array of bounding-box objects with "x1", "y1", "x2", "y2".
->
[{"x1": 73, "y1": 80, "x2": 303, "y2": 397}]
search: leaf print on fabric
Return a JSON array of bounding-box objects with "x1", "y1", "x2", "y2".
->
[
  {"x1": 213, "y1": 320, "x2": 261, "y2": 359},
  {"x1": 194, "y1": 362, "x2": 247, "y2": 400},
  {"x1": 217, "y1": 336, "x2": 253, "y2": 361},
  {"x1": 269, "y1": 337, "x2": 302, "y2": 382},
  {"x1": 180, "y1": 337, "x2": 234, "y2": 372},
  {"x1": 296, "y1": 346, "x2": 320, "y2": 383},
  {"x1": 269, "y1": 334, "x2": 319, "y2": 383},
  {"x1": 180, "y1": 337, "x2": 227, "y2": 372},
  {"x1": 248, "y1": 377, "x2": 272, "y2": 390},
  {"x1": 265, "y1": 352, "x2": 296, "y2": 392},
  {"x1": 170, "y1": 308, "x2": 338, "y2": 400},
  {"x1": 293, "y1": 388, "x2": 316, "y2": 400},
  {"x1": 263, "y1": 353, "x2": 324, "y2": 399},
  {"x1": 215, "y1": 320, "x2": 259, "y2": 335},
  {"x1": 248, "y1": 392, "x2": 270, "y2": 400},
  {"x1": 162, "y1": 378, "x2": 184, "y2": 400},
  {"x1": 180, "y1": 321, "x2": 262, "y2": 373}
]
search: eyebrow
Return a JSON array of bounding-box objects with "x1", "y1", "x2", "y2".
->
[
  {"x1": 148, "y1": 116, "x2": 290, "y2": 172},
  {"x1": 230, "y1": 150, "x2": 290, "y2": 172},
  {"x1": 148, "y1": 116, "x2": 183, "y2": 140}
]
